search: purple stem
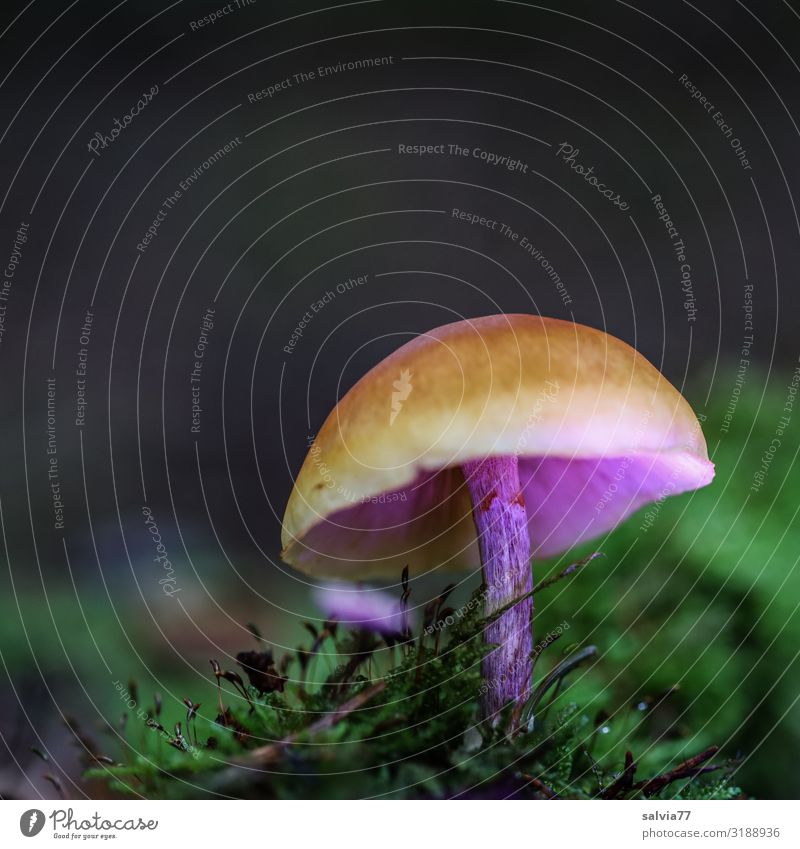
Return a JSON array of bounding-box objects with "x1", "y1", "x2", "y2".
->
[{"x1": 462, "y1": 455, "x2": 533, "y2": 721}]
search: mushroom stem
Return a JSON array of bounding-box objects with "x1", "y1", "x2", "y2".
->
[{"x1": 462, "y1": 454, "x2": 533, "y2": 721}]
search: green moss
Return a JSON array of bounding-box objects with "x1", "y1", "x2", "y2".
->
[{"x1": 89, "y1": 579, "x2": 740, "y2": 800}]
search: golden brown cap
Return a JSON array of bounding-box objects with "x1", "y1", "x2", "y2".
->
[{"x1": 281, "y1": 314, "x2": 713, "y2": 579}]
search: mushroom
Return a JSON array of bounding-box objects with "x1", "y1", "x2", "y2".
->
[
  {"x1": 313, "y1": 583, "x2": 414, "y2": 637},
  {"x1": 281, "y1": 314, "x2": 714, "y2": 721}
]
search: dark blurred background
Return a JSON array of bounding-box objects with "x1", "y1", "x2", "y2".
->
[{"x1": 0, "y1": 0, "x2": 798, "y2": 799}]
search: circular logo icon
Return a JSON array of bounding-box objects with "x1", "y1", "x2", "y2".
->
[{"x1": 19, "y1": 809, "x2": 45, "y2": 837}]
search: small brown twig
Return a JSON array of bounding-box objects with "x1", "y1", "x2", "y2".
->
[
  {"x1": 601, "y1": 745, "x2": 721, "y2": 799},
  {"x1": 520, "y1": 773, "x2": 558, "y2": 798},
  {"x1": 632, "y1": 745, "x2": 720, "y2": 797},
  {"x1": 242, "y1": 680, "x2": 386, "y2": 766},
  {"x1": 602, "y1": 750, "x2": 636, "y2": 798}
]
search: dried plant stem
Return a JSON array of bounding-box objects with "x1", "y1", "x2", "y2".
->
[{"x1": 244, "y1": 680, "x2": 387, "y2": 766}]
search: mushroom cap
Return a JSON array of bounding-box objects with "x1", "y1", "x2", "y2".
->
[{"x1": 281, "y1": 314, "x2": 714, "y2": 579}]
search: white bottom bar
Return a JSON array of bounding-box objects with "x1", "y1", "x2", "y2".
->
[{"x1": 1, "y1": 799, "x2": 795, "y2": 847}]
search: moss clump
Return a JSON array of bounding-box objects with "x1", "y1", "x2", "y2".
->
[{"x1": 88, "y1": 569, "x2": 741, "y2": 800}]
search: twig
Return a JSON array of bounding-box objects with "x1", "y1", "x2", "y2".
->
[
  {"x1": 520, "y1": 773, "x2": 558, "y2": 798},
  {"x1": 520, "y1": 646, "x2": 598, "y2": 727},
  {"x1": 241, "y1": 680, "x2": 386, "y2": 766},
  {"x1": 633, "y1": 745, "x2": 720, "y2": 797},
  {"x1": 537, "y1": 675, "x2": 564, "y2": 726},
  {"x1": 602, "y1": 750, "x2": 636, "y2": 798}
]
